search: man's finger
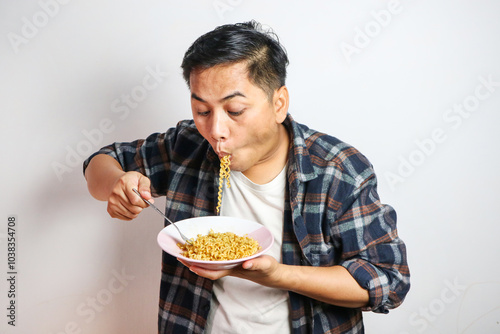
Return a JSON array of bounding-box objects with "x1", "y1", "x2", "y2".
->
[
  {"x1": 241, "y1": 255, "x2": 274, "y2": 272},
  {"x1": 127, "y1": 187, "x2": 149, "y2": 208},
  {"x1": 138, "y1": 176, "x2": 152, "y2": 201},
  {"x1": 109, "y1": 199, "x2": 142, "y2": 220}
]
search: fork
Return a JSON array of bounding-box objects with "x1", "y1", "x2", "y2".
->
[{"x1": 132, "y1": 188, "x2": 192, "y2": 244}]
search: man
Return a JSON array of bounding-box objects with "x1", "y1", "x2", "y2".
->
[{"x1": 84, "y1": 21, "x2": 410, "y2": 334}]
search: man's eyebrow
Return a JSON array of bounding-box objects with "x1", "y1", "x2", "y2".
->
[
  {"x1": 191, "y1": 91, "x2": 247, "y2": 103},
  {"x1": 220, "y1": 91, "x2": 246, "y2": 101},
  {"x1": 191, "y1": 93, "x2": 206, "y2": 102}
]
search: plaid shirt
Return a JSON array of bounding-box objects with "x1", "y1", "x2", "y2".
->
[{"x1": 83, "y1": 114, "x2": 410, "y2": 334}]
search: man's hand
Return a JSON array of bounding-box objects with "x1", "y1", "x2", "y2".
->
[
  {"x1": 107, "y1": 171, "x2": 153, "y2": 220},
  {"x1": 179, "y1": 255, "x2": 284, "y2": 287},
  {"x1": 85, "y1": 154, "x2": 153, "y2": 220}
]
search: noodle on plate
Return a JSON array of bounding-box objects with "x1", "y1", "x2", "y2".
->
[{"x1": 179, "y1": 229, "x2": 260, "y2": 261}]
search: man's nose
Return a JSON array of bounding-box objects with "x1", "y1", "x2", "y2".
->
[{"x1": 210, "y1": 111, "x2": 229, "y2": 141}]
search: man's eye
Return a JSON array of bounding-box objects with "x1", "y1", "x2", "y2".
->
[
  {"x1": 228, "y1": 109, "x2": 244, "y2": 116},
  {"x1": 197, "y1": 111, "x2": 210, "y2": 116}
]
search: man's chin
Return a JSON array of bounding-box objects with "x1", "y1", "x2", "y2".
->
[{"x1": 226, "y1": 159, "x2": 245, "y2": 173}]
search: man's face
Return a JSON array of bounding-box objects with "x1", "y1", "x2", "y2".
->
[{"x1": 190, "y1": 62, "x2": 286, "y2": 173}]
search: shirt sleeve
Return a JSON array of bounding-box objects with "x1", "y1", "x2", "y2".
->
[
  {"x1": 82, "y1": 131, "x2": 173, "y2": 197},
  {"x1": 336, "y1": 171, "x2": 410, "y2": 313}
]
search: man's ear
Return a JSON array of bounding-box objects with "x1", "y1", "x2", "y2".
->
[{"x1": 273, "y1": 85, "x2": 289, "y2": 123}]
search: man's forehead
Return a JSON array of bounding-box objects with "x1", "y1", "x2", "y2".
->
[
  {"x1": 190, "y1": 62, "x2": 249, "y2": 82},
  {"x1": 189, "y1": 63, "x2": 259, "y2": 101}
]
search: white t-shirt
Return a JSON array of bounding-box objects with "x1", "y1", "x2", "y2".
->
[{"x1": 206, "y1": 166, "x2": 291, "y2": 334}]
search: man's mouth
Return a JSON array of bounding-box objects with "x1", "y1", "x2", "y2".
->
[
  {"x1": 215, "y1": 141, "x2": 231, "y2": 159},
  {"x1": 217, "y1": 152, "x2": 231, "y2": 160}
]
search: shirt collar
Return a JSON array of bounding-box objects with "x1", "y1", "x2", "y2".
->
[{"x1": 283, "y1": 114, "x2": 317, "y2": 183}]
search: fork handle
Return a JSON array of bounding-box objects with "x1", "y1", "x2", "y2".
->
[
  {"x1": 132, "y1": 188, "x2": 191, "y2": 243},
  {"x1": 132, "y1": 189, "x2": 173, "y2": 225}
]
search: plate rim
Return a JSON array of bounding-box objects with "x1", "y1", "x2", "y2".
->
[{"x1": 157, "y1": 216, "x2": 274, "y2": 265}]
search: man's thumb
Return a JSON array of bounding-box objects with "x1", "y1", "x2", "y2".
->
[
  {"x1": 242, "y1": 261, "x2": 255, "y2": 270},
  {"x1": 137, "y1": 177, "x2": 152, "y2": 200}
]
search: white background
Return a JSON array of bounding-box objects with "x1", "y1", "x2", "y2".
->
[{"x1": 1, "y1": 1, "x2": 500, "y2": 333}]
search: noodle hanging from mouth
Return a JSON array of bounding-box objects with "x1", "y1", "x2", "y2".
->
[{"x1": 216, "y1": 155, "x2": 231, "y2": 213}]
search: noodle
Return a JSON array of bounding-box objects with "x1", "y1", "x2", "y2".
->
[
  {"x1": 216, "y1": 155, "x2": 231, "y2": 213},
  {"x1": 179, "y1": 229, "x2": 260, "y2": 261}
]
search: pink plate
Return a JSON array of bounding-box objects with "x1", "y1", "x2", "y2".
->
[{"x1": 157, "y1": 216, "x2": 274, "y2": 270}]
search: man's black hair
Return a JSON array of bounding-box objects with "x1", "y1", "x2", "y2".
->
[{"x1": 181, "y1": 20, "x2": 289, "y2": 99}]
